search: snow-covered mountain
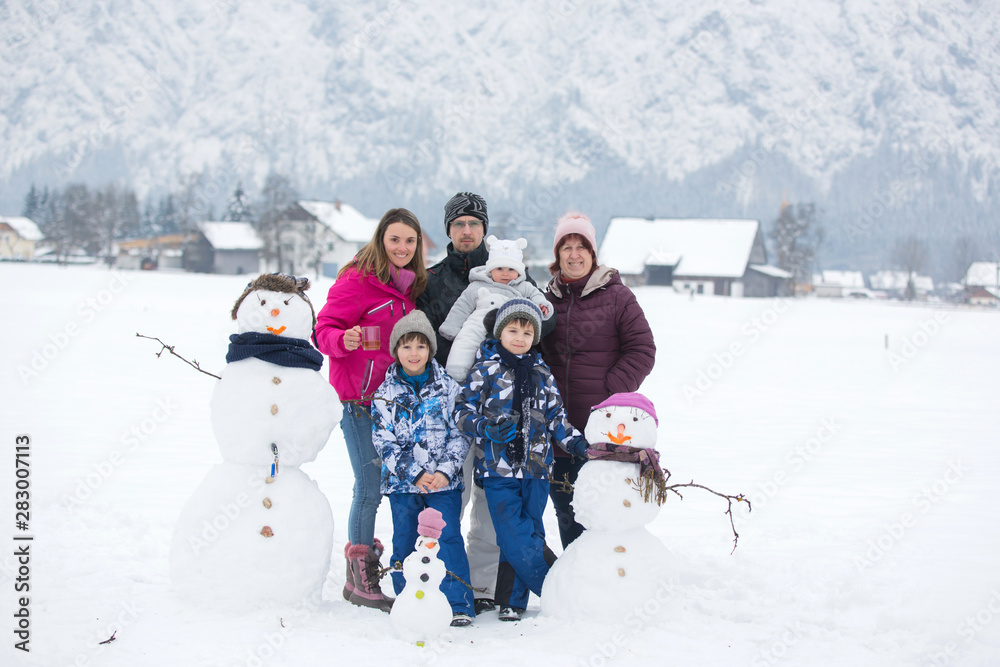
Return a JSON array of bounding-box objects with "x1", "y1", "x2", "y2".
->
[{"x1": 3, "y1": 0, "x2": 999, "y2": 271}]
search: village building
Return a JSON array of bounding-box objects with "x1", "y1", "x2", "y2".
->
[
  {"x1": 811, "y1": 270, "x2": 869, "y2": 298},
  {"x1": 868, "y1": 270, "x2": 935, "y2": 300},
  {"x1": 276, "y1": 200, "x2": 377, "y2": 278},
  {"x1": 116, "y1": 234, "x2": 194, "y2": 270},
  {"x1": 0, "y1": 216, "x2": 43, "y2": 260},
  {"x1": 599, "y1": 217, "x2": 791, "y2": 297},
  {"x1": 185, "y1": 221, "x2": 263, "y2": 275}
]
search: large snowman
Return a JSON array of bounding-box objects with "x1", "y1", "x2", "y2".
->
[
  {"x1": 170, "y1": 273, "x2": 338, "y2": 606},
  {"x1": 541, "y1": 392, "x2": 673, "y2": 620},
  {"x1": 390, "y1": 508, "x2": 454, "y2": 645}
]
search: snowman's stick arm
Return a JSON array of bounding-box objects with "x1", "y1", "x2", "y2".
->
[
  {"x1": 664, "y1": 480, "x2": 751, "y2": 554},
  {"x1": 135, "y1": 333, "x2": 222, "y2": 380}
]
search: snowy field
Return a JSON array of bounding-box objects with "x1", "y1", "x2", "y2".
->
[{"x1": 2, "y1": 262, "x2": 998, "y2": 667}]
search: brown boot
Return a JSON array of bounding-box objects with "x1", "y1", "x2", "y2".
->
[
  {"x1": 342, "y1": 542, "x2": 354, "y2": 601},
  {"x1": 343, "y1": 538, "x2": 385, "y2": 601},
  {"x1": 347, "y1": 543, "x2": 394, "y2": 612}
]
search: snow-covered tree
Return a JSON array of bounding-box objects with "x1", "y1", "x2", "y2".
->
[
  {"x1": 891, "y1": 235, "x2": 929, "y2": 301},
  {"x1": 225, "y1": 182, "x2": 253, "y2": 222},
  {"x1": 770, "y1": 200, "x2": 823, "y2": 291},
  {"x1": 254, "y1": 171, "x2": 299, "y2": 272}
]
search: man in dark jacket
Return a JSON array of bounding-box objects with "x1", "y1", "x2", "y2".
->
[
  {"x1": 418, "y1": 191, "x2": 553, "y2": 366},
  {"x1": 417, "y1": 191, "x2": 552, "y2": 615}
]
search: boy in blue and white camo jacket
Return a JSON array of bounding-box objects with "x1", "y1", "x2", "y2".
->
[
  {"x1": 371, "y1": 310, "x2": 475, "y2": 625},
  {"x1": 454, "y1": 298, "x2": 589, "y2": 621}
]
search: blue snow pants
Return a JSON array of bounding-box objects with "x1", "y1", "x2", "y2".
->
[
  {"x1": 482, "y1": 476, "x2": 552, "y2": 609},
  {"x1": 388, "y1": 489, "x2": 475, "y2": 616}
]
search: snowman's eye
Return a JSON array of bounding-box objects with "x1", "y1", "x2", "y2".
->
[
  {"x1": 633, "y1": 417, "x2": 638, "y2": 422},
  {"x1": 283, "y1": 298, "x2": 291, "y2": 305},
  {"x1": 606, "y1": 412, "x2": 611, "y2": 418}
]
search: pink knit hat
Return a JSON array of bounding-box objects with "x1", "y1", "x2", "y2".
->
[
  {"x1": 591, "y1": 392, "x2": 659, "y2": 425},
  {"x1": 417, "y1": 507, "x2": 446, "y2": 539},
  {"x1": 552, "y1": 212, "x2": 598, "y2": 259}
]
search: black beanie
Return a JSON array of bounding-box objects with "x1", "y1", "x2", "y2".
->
[{"x1": 444, "y1": 192, "x2": 489, "y2": 235}]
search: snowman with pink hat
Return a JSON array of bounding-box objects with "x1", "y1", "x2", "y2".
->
[
  {"x1": 541, "y1": 392, "x2": 674, "y2": 620},
  {"x1": 390, "y1": 508, "x2": 455, "y2": 645}
]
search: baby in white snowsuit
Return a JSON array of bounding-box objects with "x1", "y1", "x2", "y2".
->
[{"x1": 438, "y1": 236, "x2": 553, "y2": 382}]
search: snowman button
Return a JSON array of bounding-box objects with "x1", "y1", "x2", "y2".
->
[
  {"x1": 623, "y1": 499, "x2": 632, "y2": 508},
  {"x1": 420, "y1": 573, "x2": 429, "y2": 582},
  {"x1": 618, "y1": 568, "x2": 626, "y2": 577},
  {"x1": 263, "y1": 497, "x2": 272, "y2": 509},
  {"x1": 260, "y1": 526, "x2": 274, "y2": 538},
  {"x1": 421, "y1": 556, "x2": 430, "y2": 564},
  {"x1": 271, "y1": 404, "x2": 279, "y2": 415},
  {"x1": 272, "y1": 376, "x2": 281, "y2": 385},
  {"x1": 415, "y1": 590, "x2": 425, "y2": 599},
  {"x1": 614, "y1": 545, "x2": 626, "y2": 553}
]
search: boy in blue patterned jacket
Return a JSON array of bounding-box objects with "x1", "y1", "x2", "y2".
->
[
  {"x1": 454, "y1": 298, "x2": 589, "y2": 621},
  {"x1": 371, "y1": 310, "x2": 475, "y2": 626}
]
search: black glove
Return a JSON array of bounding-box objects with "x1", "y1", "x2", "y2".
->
[{"x1": 478, "y1": 416, "x2": 517, "y2": 443}]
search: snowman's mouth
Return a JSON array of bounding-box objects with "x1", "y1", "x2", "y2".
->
[
  {"x1": 605, "y1": 431, "x2": 632, "y2": 445},
  {"x1": 267, "y1": 326, "x2": 287, "y2": 335}
]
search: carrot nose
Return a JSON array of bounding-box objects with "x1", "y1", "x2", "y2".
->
[{"x1": 270, "y1": 308, "x2": 280, "y2": 317}]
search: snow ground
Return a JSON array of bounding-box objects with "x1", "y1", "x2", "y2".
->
[{"x1": 2, "y1": 262, "x2": 998, "y2": 667}]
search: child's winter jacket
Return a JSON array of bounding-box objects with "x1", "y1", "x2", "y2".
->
[
  {"x1": 371, "y1": 359, "x2": 470, "y2": 494},
  {"x1": 455, "y1": 339, "x2": 586, "y2": 481}
]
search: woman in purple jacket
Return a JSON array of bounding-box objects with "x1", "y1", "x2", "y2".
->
[
  {"x1": 315, "y1": 208, "x2": 427, "y2": 611},
  {"x1": 539, "y1": 212, "x2": 656, "y2": 548}
]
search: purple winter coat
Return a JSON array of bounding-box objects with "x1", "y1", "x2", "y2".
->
[{"x1": 540, "y1": 265, "x2": 656, "y2": 457}]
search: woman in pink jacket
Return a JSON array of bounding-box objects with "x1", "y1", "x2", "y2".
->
[{"x1": 315, "y1": 208, "x2": 427, "y2": 611}]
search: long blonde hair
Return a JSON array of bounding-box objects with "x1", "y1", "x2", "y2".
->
[{"x1": 338, "y1": 208, "x2": 427, "y2": 300}]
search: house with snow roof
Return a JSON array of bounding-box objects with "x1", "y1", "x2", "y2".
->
[
  {"x1": 962, "y1": 261, "x2": 999, "y2": 289},
  {"x1": 599, "y1": 217, "x2": 791, "y2": 297},
  {"x1": 0, "y1": 216, "x2": 43, "y2": 260},
  {"x1": 868, "y1": 270, "x2": 935, "y2": 300},
  {"x1": 278, "y1": 200, "x2": 378, "y2": 278},
  {"x1": 184, "y1": 221, "x2": 263, "y2": 275},
  {"x1": 811, "y1": 270, "x2": 868, "y2": 298}
]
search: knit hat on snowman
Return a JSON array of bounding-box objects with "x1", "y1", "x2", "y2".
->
[
  {"x1": 587, "y1": 392, "x2": 668, "y2": 505},
  {"x1": 417, "y1": 507, "x2": 446, "y2": 540},
  {"x1": 484, "y1": 235, "x2": 527, "y2": 277}
]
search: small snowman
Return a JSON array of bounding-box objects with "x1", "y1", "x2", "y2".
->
[
  {"x1": 541, "y1": 392, "x2": 673, "y2": 620},
  {"x1": 170, "y1": 273, "x2": 338, "y2": 606},
  {"x1": 391, "y1": 508, "x2": 454, "y2": 646}
]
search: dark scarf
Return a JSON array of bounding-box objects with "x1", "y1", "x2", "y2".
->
[
  {"x1": 496, "y1": 346, "x2": 536, "y2": 468},
  {"x1": 226, "y1": 332, "x2": 324, "y2": 371},
  {"x1": 586, "y1": 442, "x2": 668, "y2": 505}
]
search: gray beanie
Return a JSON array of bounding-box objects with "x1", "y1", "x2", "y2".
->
[
  {"x1": 389, "y1": 310, "x2": 437, "y2": 359},
  {"x1": 493, "y1": 298, "x2": 543, "y2": 346},
  {"x1": 444, "y1": 192, "x2": 489, "y2": 235}
]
